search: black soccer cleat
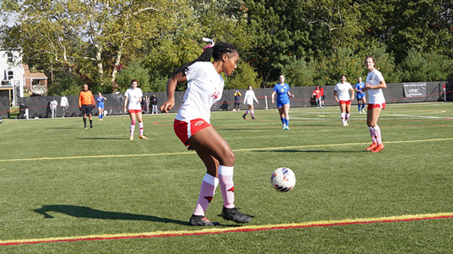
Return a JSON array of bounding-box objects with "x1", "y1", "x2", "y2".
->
[
  {"x1": 189, "y1": 215, "x2": 220, "y2": 226},
  {"x1": 242, "y1": 114, "x2": 246, "y2": 120},
  {"x1": 222, "y1": 207, "x2": 252, "y2": 223}
]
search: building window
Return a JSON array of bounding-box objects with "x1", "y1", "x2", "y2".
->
[
  {"x1": 7, "y1": 52, "x2": 13, "y2": 62},
  {"x1": 7, "y1": 71, "x2": 13, "y2": 80}
]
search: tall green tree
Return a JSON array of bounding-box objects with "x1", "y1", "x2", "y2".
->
[{"x1": 1, "y1": 0, "x2": 176, "y2": 92}]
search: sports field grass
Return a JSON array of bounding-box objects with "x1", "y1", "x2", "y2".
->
[{"x1": 1, "y1": 102, "x2": 452, "y2": 253}]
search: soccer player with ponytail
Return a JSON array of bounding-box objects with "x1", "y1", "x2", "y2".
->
[
  {"x1": 363, "y1": 56, "x2": 386, "y2": 153},
  {"x1": 124, "y1": 79, "x2": 147, "y2": 140},
  {"x1": 160, "y1": 39, "x2": 252, "y2": 226}
]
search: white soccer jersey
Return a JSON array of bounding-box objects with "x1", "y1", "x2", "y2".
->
[
  {"x1": 334, "y1": 82, "x2": 353, "y2": 101},
  {"x1": 176, "y1": 62, "x2": 224, "y2": 124},
  {"x1": 50, "y1": 100, "x2": 58, "y2": 109},
  {"x1": 125, "y1": 87, "x2": 143, "y2": 110},
  {"x1": 60, "y1": 96, "x2": 68, "y2": 107},
  {"x1": 244, "y1": 90, "x2": 258, "y2": 105},
  {"x1": 366, "y1": 69, "x2": 386, "y2": 104}
]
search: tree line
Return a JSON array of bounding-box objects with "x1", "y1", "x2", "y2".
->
[{"x1": 1, "y1": 0, "x2": 452, "y2": 96}]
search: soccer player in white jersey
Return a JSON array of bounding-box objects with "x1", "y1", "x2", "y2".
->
[
  {"x1": 334, "y1": 75, "x2": 354, "y2": 126},
  {"x1": 124, "y1": 79, "x2": 147, "y2": 140},
  {"x1": 363, "y1": 56, "x2": 386, "y2": 153},
  {"x1": 242, "y1": 85, "x2": 259, "y2": 119},
  {"x1": 160, "y1": 39, "x2": 252, "y2": 226}
]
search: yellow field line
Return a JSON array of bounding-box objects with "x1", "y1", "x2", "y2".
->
[
  {"x1": 1, "y1": 137, "x2": 452, "y2": 163},
  {"x1": 1, "y1": 211, "x2": 452, "y2": 246}
]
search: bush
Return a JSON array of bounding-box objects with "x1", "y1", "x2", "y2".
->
[
  {"x1": 225, "y1": 61, "x2": 262, "y2": 89},
  {"x1": 115, "y1": 60, "x2": 151, "y2": 93},
  {"x1": 311, "y1": 48, "x2": 363, "y2": 86},
  {"x1": 400, "y1": 48, "x2": 453, "y2": 82},
  {"x1": 281, "y1": 57, "x2": 314, "y2": 87},
  {"x1": 47, "y1": 71, "x2": 83, "y2": 96}
]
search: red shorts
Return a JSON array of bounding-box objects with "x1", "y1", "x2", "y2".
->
[
  {"x1": 368, "y1": 103, "x2": 386, "y2": 110},
  {"x1": 174, "y1": 118, "x2": 212, "y2": 145},
  {"x1": 128, "y1": 109, "x2": 141, "y2": 114},
  {"x1": 339, "y1": 100, "x2": 351, "y2": 105}
]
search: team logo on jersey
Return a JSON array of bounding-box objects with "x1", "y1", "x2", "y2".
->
[
  {"x1": 205, "y1": 196, "x2": 213, "y2": 203},
  {"x1": 211, "y1": 87, "x2": 220, "y2": 100},
  {"x1": 195, "y1": 120, "x2": 204, "y2": 126}
]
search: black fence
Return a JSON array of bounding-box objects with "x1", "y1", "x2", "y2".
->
[
  {"x1": 0, "y1": 96, "x2": 10, "y2": 118},
  {"x1": 16, "y1": 81, "x2": 451, "y2": 118}
]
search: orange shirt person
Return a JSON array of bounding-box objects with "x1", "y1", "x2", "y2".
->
[{"x1": 78, "y1": 84, "x2": 95, "y2": 129}]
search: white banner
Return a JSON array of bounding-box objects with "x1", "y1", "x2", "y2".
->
[{"x1": 403, "y1": 83, "x2": 427, "y2": 98}]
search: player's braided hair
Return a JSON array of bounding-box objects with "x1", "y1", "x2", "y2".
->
[{"x1": 171, "y1": 42, "x2": 238, "y2": 78}]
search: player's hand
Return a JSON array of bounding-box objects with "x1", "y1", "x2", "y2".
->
[
  {"x1": 363, "y1": 83, "x2": 371, "y2": 91},
  {"x1": 160, "y1": 98, "x2": 175, "y2": 113},
  {"x1": 79, "y1": 107, "x2": 82, "y2": 111},
  {"x1": 123, "y1": 108, "x2": 127, "y2": 114},
  {"x1": 271, "y1": 100, "x2": 274, "y2": 104},
  {"x1": 92, "y1": 104, "x2": 95, "y2": 109}
]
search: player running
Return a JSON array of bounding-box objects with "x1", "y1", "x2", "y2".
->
[
  {"x1": 97, "y1": 93, "x2": 107, "y2": 121},
  {"x1": 363, "y1": 56, "x2": 386, "y2": 153},
  {"x1": 242, "y1": 85, "x2": 259, "y2": 119},
  {"x1": 271, "y1": 75, "x2": 294, "y2": 130},
  {"x1": 355, "y1": 77, "x2": 366, "y2": 114},
  {"x1": 124, "y1": 79, "x2": 147, "y2": 140},
  {"x1": 334, "y1": 75, "x2": 354, "y2": 126},
  {"x1": 78, "y1": 84, "x2": 95, "y2": 129},
  {"x1": 160, "y1": 39, "x2": 252, "y2": 226}
]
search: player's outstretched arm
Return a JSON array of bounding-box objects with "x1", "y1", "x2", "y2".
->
[{"x1": 161, "y1": 72, "x2": 186, "y2": 113}]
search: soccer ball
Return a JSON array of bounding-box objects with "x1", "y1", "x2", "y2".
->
[{"x1": 270, "y1": 167, "x2": 296, "y2": 192}]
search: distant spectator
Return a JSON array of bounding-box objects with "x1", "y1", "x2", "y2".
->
[
  {"x1": 151, "y1": 94, "x2": 158, "y2": 114},
  {"x1": 60, "y1": 95, "x2": 69, "y2": 118},
  {"x1": 144, "y1": 94, "x2": 150, "y2": 114},
  {"x1": 312, "y1": 86, "x2": 322, "y2": 108},
  {"x1": 50, "y1": 97, "x2": 58, "y2": 119},
  {"x1": 320, "y1": 86, "x2": 325, "y2": 107},
  {"x1": 233, "y1": 90, "x2": 241, "y2": 111}
]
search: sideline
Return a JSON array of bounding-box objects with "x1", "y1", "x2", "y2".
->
[
  {"x1": 1, "y1": 137, "x2": 453, "y2": 163},
  {"x1": 1, "y1": 212, "x2": 452, "y2": 246}
]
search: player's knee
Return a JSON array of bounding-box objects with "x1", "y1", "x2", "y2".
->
[{"x1": 221, "y1": 150, "x2": 235, "y2": 166}]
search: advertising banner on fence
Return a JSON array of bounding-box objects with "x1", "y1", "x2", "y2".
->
[{"x1": 403, "y1": 83, "x2": 427, "y2": 98}]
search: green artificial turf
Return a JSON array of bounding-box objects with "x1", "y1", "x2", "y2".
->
[{"x1": 0, "y1": 102, "x2": 452, "y2": 253}]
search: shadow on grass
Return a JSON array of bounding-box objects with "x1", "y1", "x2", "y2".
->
[{"x1": 33, "y1": 205, "x2": 188, "y2": 225}]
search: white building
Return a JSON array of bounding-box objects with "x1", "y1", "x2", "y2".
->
[{"x1": 0, "y1": 48, "x2": 24, "y2": 106}]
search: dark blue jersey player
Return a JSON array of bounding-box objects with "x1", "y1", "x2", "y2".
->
[
  {"x1": 355, "y1": 77, "x2": 366, "y2": 114},
  {"x1": 271, "y1": 75, "x2": 294, "y2": 130}
]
